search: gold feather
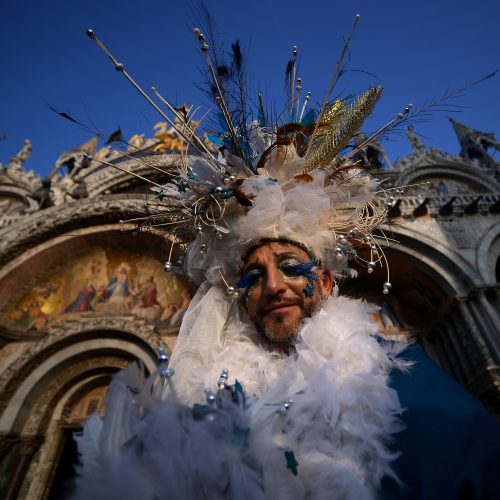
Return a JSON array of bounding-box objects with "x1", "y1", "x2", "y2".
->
[
  {"x1": 321, "y1": 99, "x2": 345, "y2": 124},
  {"x1": 303, "y1": 86, "x2": 382, "y2": 173}
]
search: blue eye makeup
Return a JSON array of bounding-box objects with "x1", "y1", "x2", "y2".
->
[
  {"x1": 237, "y1": 256, "x2": 318, "y2": 298},
  {"x1": 236, "y1": 268, "x2": 262, "y2": 290},
  {"x1": 280, "y1": 257, "x2": 317, "y2": 279}
]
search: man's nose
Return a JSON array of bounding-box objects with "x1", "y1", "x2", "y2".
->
[{"x1": 263, "y1": 265, "x2": 287, "y2": 296}]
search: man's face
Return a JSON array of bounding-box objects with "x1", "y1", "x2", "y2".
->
[{"x1": 240, "y1": 241, "x2": 333, "y2": 344}]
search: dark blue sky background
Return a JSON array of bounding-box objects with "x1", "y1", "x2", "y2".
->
[{"x1": 1, "y1": 0, "x2": 499, "y2": 177}]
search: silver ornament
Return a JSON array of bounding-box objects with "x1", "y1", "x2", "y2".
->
[
  {"x1": 164, "y1": 261, "x2": 173, "y2": 272},
  {"x1": 160, "y1": 367, "x2": 175, "y2": 377}
]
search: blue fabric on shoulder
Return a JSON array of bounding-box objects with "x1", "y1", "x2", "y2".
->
[{"x1": 381, "y1": 344, "x2": 500, "y2": 500}]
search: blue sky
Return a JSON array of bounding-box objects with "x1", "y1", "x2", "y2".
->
[{"x1": 1, "y1": 0, "x2": 499, "y2": 177}]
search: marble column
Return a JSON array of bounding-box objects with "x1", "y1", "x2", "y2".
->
[
  {"x1": 456, "y1": 299, "x2": 496, "y2": 367},
  {"x1": 2, "y1": 435, "x2": 42, "y2": 500},
  {"x1": 468, "y1": 295, "x2": 500, "y2": 364},
  {"x1": 442, "y1": 318, "x2": 468, "y2": 383}
]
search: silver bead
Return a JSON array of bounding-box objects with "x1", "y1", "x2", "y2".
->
[
  {"x1": 205, "y1": 388, "x2": 216, "y2": 404},
  {"x1": 176, "y1": 257, "x2": 184, "y2": 266},
  {"x1": 216, "y1": 231, "x2": 223, "y2": 240},
  {"x1": 160, "y1": 367, "x2": 175, "y2": 377},
  {"x1": 157, "y1": 346, "x2": 169, "y2": 363},
  {"x1": 229, "y1": 175, "x2": 236, "y2": 181},
  {"x1": 164, "y1": 261, "x2": 173, "y2": 272},
  {"x1": 226, "y1": 286, "x2": 235, "y2": 295},
  {"x1": 348, "y1": 229, "x2": 357, "y2": 238},
  {"x1": 215, "y1": 186, "x2": 223, "y2": 194},
  {"x1": 200, "y1": 243, "x2": 207, "y2": 253},
  {"x1": 232, "y1": 291, "x2": 240, "y2": 299},
  {"x1": 335, "y1": 247, "x2": 343, "y2": 260},
  {"x1": 364, "y1": 235, "x2": 372, "y2": 244},
  {"x1": 367, "y1": 261, "x2": 376, "y2": 273},
  {"x1": 383, "y1": 281, "x2": 392, "y2": 295},
  {"x1": 338, "y1": 235, "x2": 347, "y2": 245}
]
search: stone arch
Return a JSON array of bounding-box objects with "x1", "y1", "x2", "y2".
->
[
  {"x1": 0, "y1": 333, "x2": 157, "y2": 433},
  {"x1": 476, "y1": 221, "x2": 500, "y2": 283},
  {"x1": 381, "y1": 224, "x2": 479, "y2": 295}
]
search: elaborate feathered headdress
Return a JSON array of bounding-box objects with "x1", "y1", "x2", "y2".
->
[{"x1": 85, "y1": 16, "x2": 413, "y2": 296}]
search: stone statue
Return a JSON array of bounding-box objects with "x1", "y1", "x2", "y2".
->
[
  {"x1": 406, "y1": 125, "x2": 425, "y2": 152},
  {"x1": 450, "y1": 118, "x2": 500, "y2": 170},
  {"x1": 353, "y1": 133, "x2": 393, "y2": 169}
]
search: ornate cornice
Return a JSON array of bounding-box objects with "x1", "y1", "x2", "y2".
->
[
  {"x1": 0, "y1": 194, "x2": 148, "y2": 267},
  {"x1": 83, "y1": 153, "x2": 181, "y2": 196}
]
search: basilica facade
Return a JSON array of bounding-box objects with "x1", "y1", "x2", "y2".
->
[{"x1": 0, "y1": 120, "x2": 499, "y2": 499}]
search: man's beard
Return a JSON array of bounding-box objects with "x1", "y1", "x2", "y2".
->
[{"x1": 252, "y1": 294, "x2": 323, "y2": 345}]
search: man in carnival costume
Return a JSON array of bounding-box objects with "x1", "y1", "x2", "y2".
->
[{"x1": 74, "y1": 24, "x2": 500, "y2": 500}]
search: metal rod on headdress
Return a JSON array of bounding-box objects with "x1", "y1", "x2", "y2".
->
[
  {"x1": 151, "y1": 87, "x2": 214, "y2": 159},
  {"x1": 299, "y1": 91, "x2": 311, "y2": 122},
  {"x1": 150, "y1": 87, "x2": 185, "y2": 122},
  {"x1": 83, "y1": 153, "x2": 165, "y2": 188},
  {"x1": 116, "y1": 148, "x2": 179, "y2": 177},
  {"x1": 345, "y1": 103, "x2": 413, "y2": 161},
  {"x1": 193, "y1": 28, "x2": 246, "y2": 162},
  {"x1": 86, "y1": 29, "x2": 220, "y2": 171},
  {"x1": 290, "y1": 46, "x2": 297, "y2": 117},
  {"x1": 295, "y1": 78, "x2": 302, "y2": 122},
  {"x1": 304, "y1": 14, "x2": 361, "y2": 159}
]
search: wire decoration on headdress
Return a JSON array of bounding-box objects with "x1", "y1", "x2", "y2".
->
[{"x1": 82, "y1": 15, "x2": 494, "y2": 296}]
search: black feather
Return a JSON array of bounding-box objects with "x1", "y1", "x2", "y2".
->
[
  {"x1": 231, "y1": 41, "x2": 243, "y2": 72},
  {"x1": 105, "y1": 127, "x2": 123, "y2": 145}
]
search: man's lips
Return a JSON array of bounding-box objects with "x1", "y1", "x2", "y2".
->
[{"x1": 263, "y1": 301, "x2": 301, "y2": 315}]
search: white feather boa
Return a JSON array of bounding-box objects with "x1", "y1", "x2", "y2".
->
[{"x1": 74, "y1": 292, "x2": 409, "y2": 499}]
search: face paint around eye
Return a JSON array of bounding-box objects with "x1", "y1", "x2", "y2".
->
[
  {"x1": 236, "y1": 268, "x2": 262, "y2": 293},
  {"x1": 280, "y1": 257, "x2": 318, "y2": 279},
  {"x1": 303, "y1": 282, "x2": 314, "y2": 297}
]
